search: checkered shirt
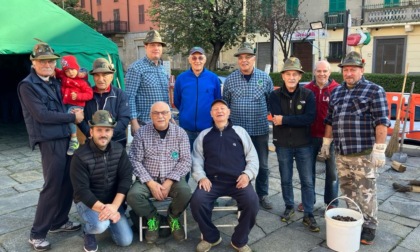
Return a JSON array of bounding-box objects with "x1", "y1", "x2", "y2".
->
[
  {"x1": 129, "y1": 122, "x2": 191, "y2": 183},
  {"x1": 223, "y1": 68, "x2": 273, "y2": 136},
  {"x1": 125, "y1": 57, "x2": 169, "y2": 122},
  {"x1": 325, "y1": 77, "x2": 390, "y2": 155}
]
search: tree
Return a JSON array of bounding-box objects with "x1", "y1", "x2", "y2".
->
[
  {"x1": 50, "y1": 0, "x2": 97, "y2": 29},
  {"x1": 258, "y1": 0, "x2": 308, "y2": 61},
  {"x1": 148, "y1": 0, "x2": 260, "y2": 71}
]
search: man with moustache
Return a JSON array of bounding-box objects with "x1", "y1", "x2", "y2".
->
[
  {"x1": 269, "y1": 57, "x2": 318, "y2": 232},
  {"x1": 297, "y1": 60, "x2": 339, "y2": 212},
  {"x1": 70, "y1": 110, "x2": 133, "y2": 252},
  {"x1": 78, "y1": 58, "x2": 130, "y2": 147},
  {"x1": 127, "y1": 101, "x2": 191, "y2": 243},
  {"x1": 223, "y1": 42, "x2": 274, "y2": 210},
  {"x1": 126, "y1": 30, "x2": 170, "y2": 136},
  {"x1": 191, "y1": 99, "x2": 259, "y2": 252},
  {"x1": 18, "y1": 42, "x2": 83, "y2": 251},
  {"x1": 321, "y1": 51, "x2": 390, "y2": 245}
]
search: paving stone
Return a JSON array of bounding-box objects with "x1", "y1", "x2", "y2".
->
[
  {"x1": 0, "y1": 187, "x2": 18, "y2": 198},
  {"x1": 0, "y1": 176, "x2": 18, "y2": 190},
  {"x1": 399, "y1": 227, "x2": 420, "y2": 251},
  {"x1": 13, "y1": 179, "x2": 44, "y2": 192},
  {"x1": 379, "y1": 219, "x2": 413, "y2": 238},
  {"x1": 0, "y1": 168, "x2": 11, "y2": 176},
  {"x1": 381, "y1": 195, "x2": 420, "y2": 220},
  {"x1": 0, "y1": 159, "x2": 17, "y2": 168},
  {"x1": 9, "y1": 170, "x2": 43, "y2": 183},
  {"x1": 392, "y1": 216, "x2": 420, "y2": 228},
  {"x1": 0, "y1": 190, "x2": 39, "y2": 215},
  {"x1": 0, "y1": 206, "x2": 36, "y2": 235},
  {"x1": 7, "y1": 161, "x2": 42, "y2": 173}
]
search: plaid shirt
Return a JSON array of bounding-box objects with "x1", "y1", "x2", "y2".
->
[
  {"x1": 129, "y1": 122, "x2": 191, "y2": 183},
  {"x1": 125, "y1": 57, "x2": 169, "y2": 122},
  {"x1": 325, "y1": 76, "x2": 390, "y2": 155},
  {"x1": 223, "y1": 68, "x2": 273, "y2": 136}
]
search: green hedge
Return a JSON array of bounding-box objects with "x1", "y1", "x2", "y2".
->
[{"x1": 172, "y1": 69, "x2": 420, "y2": 93}]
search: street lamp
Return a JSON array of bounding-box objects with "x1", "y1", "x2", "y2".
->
[{"x1": 310, "y1": 21, "x2": 323, "y2": 61}]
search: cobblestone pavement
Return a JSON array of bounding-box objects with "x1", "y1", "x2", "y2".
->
[{"x1": 1, "y1": 122, "x2": 420, "y2": 252}]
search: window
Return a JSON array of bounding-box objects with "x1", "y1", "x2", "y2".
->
[
  {"x1": 286, "y1": 0, "x2": 298, "y2": 17},
  {"x1": 97, "y1": 11, "x2": 102, "y2": 22},
  {"x1": 328, "y1": 42, "x2": 343, "y2": 62},
  {"x1": 384, "y1": 0, "x2": 400, "y2": 7},
  {"x1": 329, "y1": 0, "x2": 345, "y2": 12},
  {"x1": 114, "y1": 0, "x2": 119, "y2": 2},
  {"x1": 113, "y1": 9, "x2": 120, "y2": 21},
  {"x1": 81, "y1": 0, "x2": 85, "y2": 8},
  {"x1": 139, "y1": 5, "x2": 145, "y2": 24},
  {"x1": 97, "y1": 0, "x2": 101, "y2": 5}
]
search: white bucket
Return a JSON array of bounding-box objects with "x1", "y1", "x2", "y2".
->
[{"x1": 325, "y1": 196, "x2": 364, "y2": 252}]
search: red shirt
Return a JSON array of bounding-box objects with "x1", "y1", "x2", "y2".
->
[{"x1": 304, "y1": 79, "x2": 339, "y2": 138}]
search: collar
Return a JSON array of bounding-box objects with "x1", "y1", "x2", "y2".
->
[{"x1": 93, "y1": 85, "x2": 111, "y2": 93}]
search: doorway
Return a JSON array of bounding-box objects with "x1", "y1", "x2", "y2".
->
[{"x1": 373, "y1": 37, "x2": 405, "y2": 74}]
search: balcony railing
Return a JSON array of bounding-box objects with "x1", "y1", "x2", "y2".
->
[
  {"x1": 363, "y1": 0, "x2": 420, "y2": 25},
  {"x1": 324, "y1": 11, "x2": 346, "y2": 29},
  {"x1": 97, "y1": 21, "x2": 128, "y2": 35}
]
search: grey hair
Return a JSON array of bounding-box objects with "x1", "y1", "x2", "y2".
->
[{"x1": 314, "y1": 60, "x2": 331, "y2": 71}]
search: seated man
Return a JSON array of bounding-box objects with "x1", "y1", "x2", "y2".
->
[
  {"x1": 127, "y1": 101, "x2": 192, "y2": 243},
  {"x1": 70, "y1": 110, "x2": 133, "y2": 252},
  {"x1": 190, "y1": 99, "x2": 259, "y2": 252}
]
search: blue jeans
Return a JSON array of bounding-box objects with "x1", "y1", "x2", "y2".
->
[
  {"x1": 276, "y1": 145, "x2": 315, "y2": 214},
  {"x1": 251, "y1": 134, "x2": 269, "y2": 198},
  {"x1": 66, "y1": 105, "x2": 83, "y2": 135},
  {"x1": 184, "y1": 129, "x2": 201, "y2": 182},
  {"x1": 76, "y1": 202, "x2": 133, "y2": 246},
  {"x1": 312, "y1": 137, "x2": 338, "y2": 206}
]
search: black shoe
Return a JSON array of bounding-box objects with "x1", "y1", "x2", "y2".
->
[
  {"x1": 145, "y1": 215, "x2": 160, "y2": 243},
  {"x1": 49, "y1": 221, "x2": 81, "y2": 233},
  {"x1": 303, "y1": 214, "x2": 320, "y2": 232},
  {"x1": 83, "y1": 232, "x2": 98, "y2": 252},
  {"x1": 361, "y1": 227, "x2": 376, "y2": 245},
  {"x1": 259, "y1": 196, "x2": 273, "y2": 210},
  {"x1": 280, "y1": 207, "x2": 295, "y2": 222}
]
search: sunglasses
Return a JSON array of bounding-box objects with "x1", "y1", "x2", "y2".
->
[{"x1": 191, "y1": 56, "x2": 205, "y2": 61}]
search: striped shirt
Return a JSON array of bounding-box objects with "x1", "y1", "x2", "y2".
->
[
  {"x1": 125, "y1": 57, "x2": 169, "y2": 122},
  {"x1": 325, "y1": 77, "x2": 390, "y2": 155},
  {"x1": 129, "y1": 122, "x2": 191, "y2": 183},
  {"x1": 223, "y1": 68, "x2": 273, "y2": 136}
]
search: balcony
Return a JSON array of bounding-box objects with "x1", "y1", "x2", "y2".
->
[
  {"x1": 324, "y1": 11, "x2": 346, "y2": 29},
  {"x1": 363, "y1": 0, "x2": 420, "y2": 25},
  {"x1": 97, "y1": 21, "x2": 128, "y2": 35}
]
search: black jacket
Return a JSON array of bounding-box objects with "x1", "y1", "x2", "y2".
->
[
  {"x1": 18, "y1": 68, "x2": 74, "y2": 149},
  {"x1": 70, "y1": 139, "x2": 133, "y2": 208},
  {"x1": 269, "y1": 85, "x2": 316, "y2": 148},
  {"x1": 78, "y1": 86, "x2": 130, "y2": 146}
]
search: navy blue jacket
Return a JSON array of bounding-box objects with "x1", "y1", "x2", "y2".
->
[
  {"x1": 18, "y1": 68, "x2": 74, "y2": 149},
  {"x1": 78, "y1": 86, "x2": 130, "y2": 146}
]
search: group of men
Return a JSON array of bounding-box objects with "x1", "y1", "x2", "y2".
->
[{"x1": 18, "y1": 27, "x2": 389, "y2": 252}]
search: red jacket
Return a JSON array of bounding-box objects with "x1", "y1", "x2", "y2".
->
[
  {"x1": 304, "y1": 79, "x2": 339, "y2": 138},
  {"x1": 56, "y1": 68, "x2": 93, "y2": 107}
]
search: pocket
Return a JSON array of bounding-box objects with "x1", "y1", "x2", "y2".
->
[
  {"x1": 253, "y1": 86, "x2": 265, "y2": 101},
  {"x1": 351, "y1": 98, "x2": 371, "y2": 116}
]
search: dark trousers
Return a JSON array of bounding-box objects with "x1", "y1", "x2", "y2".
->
[
  {"x1": 31, "y1": 138, "x2": 74, "y2": 239},
  {"x1": 251, "y1": 134, "x2": 269, "y2": 198},
  {"x1": 190, "y1": 181, "x2": 259, "y2": 248}
]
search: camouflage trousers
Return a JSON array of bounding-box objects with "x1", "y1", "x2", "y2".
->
[{"x1": 336, "y1": 153, "x2": 378, "y2": 229}]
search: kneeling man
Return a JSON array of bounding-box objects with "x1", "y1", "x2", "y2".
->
[{"x1": 70, "y1": 110, "x2": 133, "y2": 252}]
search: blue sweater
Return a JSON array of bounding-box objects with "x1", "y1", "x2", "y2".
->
[{"x1": 174, "y1": 68, "x2": 221, "y2": 132}]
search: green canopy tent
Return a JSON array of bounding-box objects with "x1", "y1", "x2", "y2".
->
[{"x1": 0, "y1": 0, "x2": 125, "y2": 89}]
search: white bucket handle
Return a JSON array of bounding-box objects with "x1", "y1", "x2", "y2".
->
[{"x1": 325, "y1": 196, "x2": 363, "y2": 216}]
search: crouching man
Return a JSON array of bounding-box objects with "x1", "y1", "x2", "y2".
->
[
  {"x1": 70, "y1": 110, "x2": 133, "y2": 252},
  {"x1": 191, "y1": 99, "x2": 259, "y2": 252}
]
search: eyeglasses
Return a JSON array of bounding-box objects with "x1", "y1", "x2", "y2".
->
[
  {"x1": 238, "y1": 55, "x2": 254, "y2": 61},
  {"x1": 151, "y1": 111, "x2": 170, "y2": 116},
  {"x1": 37, "y1": 60, "x2": 56, "y2": 65},
  {"x1": 191, "y1": 56, "x2": 205, "y2": 61}
]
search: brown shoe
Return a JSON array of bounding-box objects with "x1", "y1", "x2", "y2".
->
[{"x1": 168, "y1": 215, "x2": 185, "y2": 241}]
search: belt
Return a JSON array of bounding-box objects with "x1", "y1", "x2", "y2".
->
[{"x1": 343, "y1": 149, "x2": 372, "y2": 157}]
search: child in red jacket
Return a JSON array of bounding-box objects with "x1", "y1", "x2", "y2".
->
[{"x1": 56, "y1": 55, "x2": 93, "y2": 155}]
